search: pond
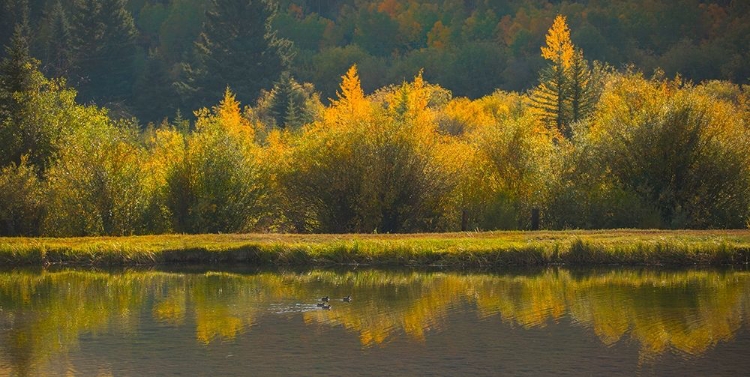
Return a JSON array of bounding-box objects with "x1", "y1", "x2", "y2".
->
[{"x1": 0, "y1": 266, "x2": 748, "y2": 376}]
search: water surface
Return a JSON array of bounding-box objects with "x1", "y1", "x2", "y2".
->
[{"x1": 0, "y1": 267, "x2": 748, "y2": 376}]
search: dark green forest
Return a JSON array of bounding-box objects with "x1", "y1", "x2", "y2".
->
[
  {"x1": 1, "y1": 0, "x2": 748, "y2": 123},
  {"x1": 0, "y1": 0, "x2": 749, "y2": 236}
]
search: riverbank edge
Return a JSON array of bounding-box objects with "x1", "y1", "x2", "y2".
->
[{"x1": 1, "y1": 230, "x2": 749, "y2": 267}]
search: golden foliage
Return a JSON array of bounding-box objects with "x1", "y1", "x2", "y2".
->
[{"x1": 540, "y1": 15, "x2": 574, "y2": 68}]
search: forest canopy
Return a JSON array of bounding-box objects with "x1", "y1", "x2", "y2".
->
[{"x1": 0, "y1": 0, "x2": 749, "y2": 236}]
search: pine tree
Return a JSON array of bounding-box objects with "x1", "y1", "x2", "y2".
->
[
  {"x1": 0, "y1": 23, "x2": 38, "y2": 121},
  {"x1": 70, "y1": 0, "x2": 102, "y2": 91},
  {"x1": 268, "y1": 71, "x2": 312, "y2": 128},
  {"x1": 181, "y1": 0, "x2": 292, "y2": 110},
  {"x1": 0, "y1": 0, "x2": 30, "y2": 59},
  {"x1": 42, "y1": 0, "x2": 73, "y2": 78},
  {"x1": 0, "y1": 24, "x2": 43, "y2": 168},
  {"x1": 568, "y1": 48, "x2": 593, "y2": 124},
  {"x1": 133, "y1": 48, "x2": 177, "y2": 123},
  {"x1": 71, "y1": 0, "x2": 137, "y2": 105}
]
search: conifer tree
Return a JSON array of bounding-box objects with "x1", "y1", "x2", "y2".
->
[
  {"x1": 180, "y1": 0, "x2": 292, "y2": 110},
  {"x1": 0, "y1": 0, "x2": 30, "y2": 59},
  {"x1": 42, "y1": 0, "x2": 73, "y2": 78},
  {"x1": 133, "y1": 49, "x2": 178, "y2": 123},
  {"x1": 569, "y1": 48, "x2": 593, "y2": 124},
  {"x1": 267, "y1": 71, "x2": 312, "y2": 128},
  {"x1": 71, "y1": 0, "x2": 137, "y2": 105},
  {"x1": 0, "y1": 24, "x2": 38, "y2": 122},
  {"x1": 0, "y1": 24, "x2": 44, "y2": 168},
  {"x1": 530, "y1": 15, "x2": 574, "y2": 138}
]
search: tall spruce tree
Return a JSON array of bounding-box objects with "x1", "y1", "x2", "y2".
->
[
  {"x1": 0, "y1": 0, "x2": 30, "y2": 59},
  {"x1": 180, "y1": 0, "x2": 292, "y2": 110},
  {"x1": 568, "y1": 48, "x2": 594, "y2": 124},
  {"x1": 0, "y1": 24, "x2": 38, "y2": 122},
  {"x1": 0, "y1": 24, "x2": 43, "y2": 168},
  {"x1": 133, "y1": 48, "x2": 178, "y2": 123},
  {"x1": 42, "y1": 0, "x2": 73, "y2": 78},
  {"x1": 71, "y1": 0, "x2": 137, "y2": 106}
]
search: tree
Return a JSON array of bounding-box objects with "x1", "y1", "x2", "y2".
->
[
  {"x1": 0, "y1": 156, "x2": 43, "y2": 236},
  {"x1": 164, "y1": 89, "x2": 269, "y2": 233},
  {"x1": 530, "y1": 14, "x2": 574, "y2": 138},
  {"x1": 41, "y1": 0, "x2": 73, "y2": 78},
  {"x1": 255, "y1": 71, "x2": 320, "y2": 129},
  {"x1": 44, "y1": 115, "x2": 153, "y2": 236},
  {"x1": 133, "y1": 48, "x2": 178, "y2": 123},
  {"x1": 71, "y1": 0, "x2": 138, "y2": 106},
  {"x1": 0, "y1": 0, "x2": 30, "y2": 59},
  {"x1": 588, "y1": 73, "x2": 750, "y2": 228},
  {"x1": 568, "y1": 48, "x2": 595, "y2": 124},
  {"x1": 0, "y1": 23, "x2": 38, "y2": 120},
  {"x1": 180, "y1": 0, "x2": 292, "y2": 110},
  {"x1": 531, "y1": 15, "x2": 604, "y2": 140}
]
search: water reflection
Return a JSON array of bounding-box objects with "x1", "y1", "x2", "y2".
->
[{"x1": 0, "y1": 267, "x2": 748, "y2": 375}]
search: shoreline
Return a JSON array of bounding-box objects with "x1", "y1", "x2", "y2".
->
[{"x1": 1, "y1": 230, "x2": 749, "y2": 267}]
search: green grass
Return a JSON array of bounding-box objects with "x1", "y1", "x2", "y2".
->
[{"x1": 0, "y1": 230, "x2": 749, "y2": 267}]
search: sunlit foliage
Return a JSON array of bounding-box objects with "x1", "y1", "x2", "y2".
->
[
  {"x1": 163, "y1": 88, "x2": 270, "y2": 233},
  {"x1": 585, "y1": 73, "x2": 750, "y2": 228},
  {"x1": 279, "y1": 66, "x2": 454, "y2": 232},
  {"x1": 43, "y1": 112, "x2": 153, "y2": 236}
]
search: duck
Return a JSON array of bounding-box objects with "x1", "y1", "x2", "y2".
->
[
  {"x1": 321, "y1": 304, "x2": 331, "y2": 310},
  {"x1": 320, "y1": 296, "x2": 329, "y2": 302},
  {"x1": 316, "y1": 302, "x2": 326, "y2": 307},
  {"x1": 342, "y1": 295, "x2": 351, "y2": 302}
]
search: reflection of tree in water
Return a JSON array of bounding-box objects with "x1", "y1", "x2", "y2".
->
[{"x1": 0, "y1": 268, "x2": 749, "y2": 373}]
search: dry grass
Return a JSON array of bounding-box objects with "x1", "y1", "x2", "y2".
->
[{"x1": 0, "y1": 230, "x2": 748, "y2": 267}]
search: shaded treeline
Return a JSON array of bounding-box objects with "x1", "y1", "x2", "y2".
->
[
  {"x1": 0, "y1": 0, "x2": 748, "y2": 123},
  {"x1": 0, "y1": 10, "x2": 749, "y2": 236}
]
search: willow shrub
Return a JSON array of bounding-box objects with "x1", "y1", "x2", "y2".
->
[
  {"x1": 43, "y1": 110, "x2": 153, "y2": 236},
  {"x1": 0, "y1": 157, "x2": 44, "y2": 235},
  {"x1": 162, "y1": 89, "x2": 269, "y2": 234},
  {"x1": 579, "y1": 73, "x2": 750, "y2": 228},
  {"x1": 441, "y1": 90, "x2": 560, "y2": 230},
  {"x1": 278, "y1": 67, "x2": 455, "y2": 233}
]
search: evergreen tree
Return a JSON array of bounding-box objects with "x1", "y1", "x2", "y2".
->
[
  {"x1": 569, "y1": 48, "x2": 592, "y2": 124},
  {"x1": 0, "y1": 0, "x2": 30, "y2": 59},
  {"x1": 42, "y1": 0, "x2": 73, "y2": 78},
  {"x1": 0, "y1": 24, "x2": 38, "y2": 122},
  {"x1": 71, "y1": 0, "x2": 137, "y2": 105},
  {"x1": 268, "y1": 71, "x2": 311, "y2": 128},
  {"x1": 0, "y1": 24, "x2": 45, "y2": 168},
  {"x1": 133, "y1": 48, "x2": 177, "y2": 123},
  {"x1": 180, "y1": 0, "x2": 292, "y2": 110},
  {"x1": 70, "y1": 0, "x2": 102, "y2": 90}
]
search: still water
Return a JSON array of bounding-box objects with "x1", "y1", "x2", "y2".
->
[{"x1": 0, "y1": 267, "x2": 749, "y2": 376}]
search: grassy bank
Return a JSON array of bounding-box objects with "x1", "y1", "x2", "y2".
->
[{"x1": 1, "y1": 230, "x2": 749, "y2": 267}]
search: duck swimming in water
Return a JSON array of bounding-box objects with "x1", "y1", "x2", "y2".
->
[
  {"x1": 342, "y1": 295, "x2": 351, "y2": 302},
  {"x1": 320, "y1": 296, "x2": 329, "y2": 302},
  {"x1": 321, "y1": 304, "x2": 331, "y2": 310}
]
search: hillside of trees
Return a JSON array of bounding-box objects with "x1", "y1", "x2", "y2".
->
[
  {"x1": 0, "y1": 0, "x2": 748, "y2": 123},
  {"x1": 0, "y1": 0, "x2": 749, "y2": 236}
]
